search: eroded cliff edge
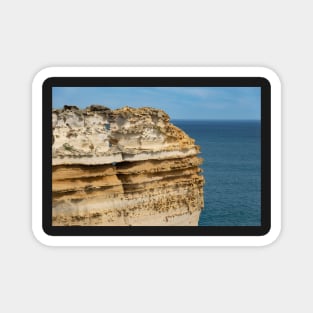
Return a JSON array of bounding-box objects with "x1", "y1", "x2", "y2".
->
[{"x1": 52, "y1": 105, "x2": 204, "y2": 226}]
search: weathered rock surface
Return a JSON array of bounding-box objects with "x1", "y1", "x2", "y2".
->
[{"x1": 52, "y1": 105, "x2": 204, "y2": 226}]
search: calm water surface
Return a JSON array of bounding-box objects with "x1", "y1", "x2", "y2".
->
[{"x1": 172, "y1": 120, "x2": 261, "y2": 226}]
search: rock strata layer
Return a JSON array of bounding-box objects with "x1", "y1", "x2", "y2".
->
[{"x1": 52, "y1": 105, "x2": 204, "y2": 226}]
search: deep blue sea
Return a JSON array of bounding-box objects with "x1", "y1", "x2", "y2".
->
[{"x1": 172, "y1": 120, "x2": 261, "y2": 226}]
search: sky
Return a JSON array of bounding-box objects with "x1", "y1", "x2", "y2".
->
[{"x1": 52, "y1": 87, "x2": 260, "y2": 120}]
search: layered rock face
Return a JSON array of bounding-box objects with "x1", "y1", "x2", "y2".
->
[{"x1": 52, "y1": 105, "x2": 204, "y2": 226}]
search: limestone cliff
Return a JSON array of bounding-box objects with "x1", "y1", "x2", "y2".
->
[{"x1": 52, "y1": 105, "x2": 204, "y2": 226}]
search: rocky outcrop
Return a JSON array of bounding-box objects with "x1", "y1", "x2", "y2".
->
[{"x1": 52, "y1": 105, "x2": 204, "y2": 226}]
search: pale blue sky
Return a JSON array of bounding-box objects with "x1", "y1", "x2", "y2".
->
[{"x1": 52, "y1": 87, "x2": 260, "y2": 120}]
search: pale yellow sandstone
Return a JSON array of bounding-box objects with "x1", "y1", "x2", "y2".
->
[{"x1": 52, "y1": 105, "x2": 204, "y2": 226}]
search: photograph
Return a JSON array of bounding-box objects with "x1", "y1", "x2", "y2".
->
[{"x1": 51, "y1": 86, "x2": 261, "y2": 226}]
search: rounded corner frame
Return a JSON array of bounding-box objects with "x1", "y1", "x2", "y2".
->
[{"x1": 32, "y1": 66, "x2": 281, "y2": 246}]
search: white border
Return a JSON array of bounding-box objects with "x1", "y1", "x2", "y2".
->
[{"x1": 32, "y1": 67, "x2": 281, "y2": 246}]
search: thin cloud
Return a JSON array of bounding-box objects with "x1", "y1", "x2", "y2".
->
[{"x1": 52, "y1": 87, "x2": 260, "y2": 120}]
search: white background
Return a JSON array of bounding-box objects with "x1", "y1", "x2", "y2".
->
[{"x1": 0, "y1": 1, "x2": 311, "y2": 312}]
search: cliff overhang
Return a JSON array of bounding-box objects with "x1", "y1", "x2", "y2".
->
[{"x1": 52, "y1": 105, "x2": 204, "y2": 226}]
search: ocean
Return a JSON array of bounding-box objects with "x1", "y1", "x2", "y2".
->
[{"x1": 172, "y1": 120, "x2": 261, "y2": 226}]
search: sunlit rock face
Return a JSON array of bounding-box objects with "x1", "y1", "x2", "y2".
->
[{"x1": 52, "y1": 105, "x2": 204, "y2": 226}]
